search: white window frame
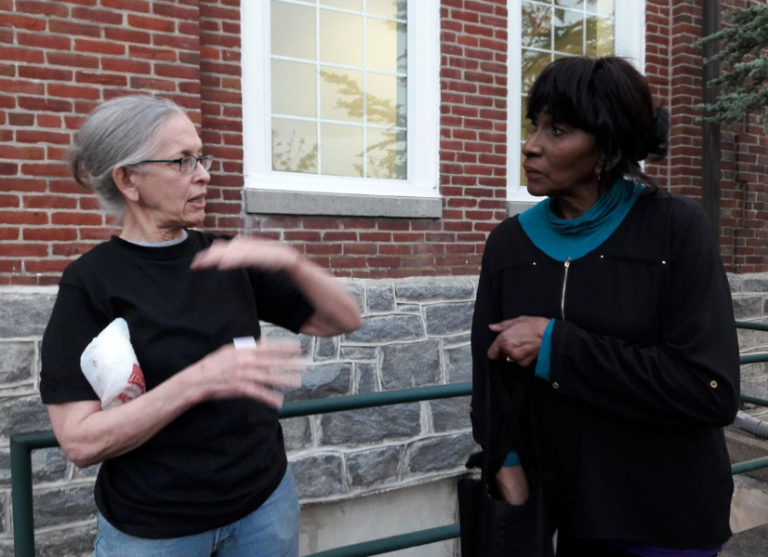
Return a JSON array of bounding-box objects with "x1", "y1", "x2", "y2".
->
[
  {"x1": 507, "y1": 0, "x2": 646, "y2": 202},
  {"x1": 241, "y1": 0, "x2": 441, "y2": 199}
]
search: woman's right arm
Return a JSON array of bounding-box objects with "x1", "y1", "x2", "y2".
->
[{"x1": 47, "y1": 341, "x2": 304, "y2": 468}]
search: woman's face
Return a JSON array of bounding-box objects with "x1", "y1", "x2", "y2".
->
[
  {"x1": 522, "y1": 110, "x2": 602, "y2": 201},
  {"x1": 129, "y1": 113, "x2": 210, "y2": 230}
]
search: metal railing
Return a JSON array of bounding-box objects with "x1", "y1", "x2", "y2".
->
[{"x1": 9, "y1": 321, "x2": 768, "y2": 557}]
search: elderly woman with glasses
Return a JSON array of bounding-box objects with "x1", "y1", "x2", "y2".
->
[{"x1": 39, "y1": 95, "x2": 361, "y2": 557}]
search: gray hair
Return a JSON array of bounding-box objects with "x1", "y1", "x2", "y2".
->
[{"x1": 69, "y1": 95, "x2": 186, "y2": 215}]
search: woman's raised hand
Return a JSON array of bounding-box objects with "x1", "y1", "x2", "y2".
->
[
  {"x1": 487, "y1": 316, "x2": 550, "y2": 367},
  {"x1": 191, "y1": 237, "x2": 299, "y2": 272},
  {"x1": 180, "y1": 339, "x2": 306, "y2": 408}
]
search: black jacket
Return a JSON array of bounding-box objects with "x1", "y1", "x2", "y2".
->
[{"x1": 470, "y1": 189, "x2": 740, "y2": 548}]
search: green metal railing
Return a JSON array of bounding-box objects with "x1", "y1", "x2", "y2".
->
[{"x1": 10, "y1": 321, "x2": 768, "y2": 557}]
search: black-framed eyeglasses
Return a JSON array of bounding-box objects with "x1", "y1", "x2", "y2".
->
[{"x1": 136, "y1": 155, "x2": 214, "y2": 174}]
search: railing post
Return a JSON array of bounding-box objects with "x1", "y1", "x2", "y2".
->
[{"x1": 10, "y1": 437, "x2": 35, "y2": 557}]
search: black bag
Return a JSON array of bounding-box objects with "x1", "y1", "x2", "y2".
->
[{"x1": 458, "y1": 362, "x2": 555, "y2": 557}]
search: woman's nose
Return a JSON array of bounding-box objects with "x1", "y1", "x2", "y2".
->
[{"x1": 522, "y1": 135, "x2": 542, "y2": 158}]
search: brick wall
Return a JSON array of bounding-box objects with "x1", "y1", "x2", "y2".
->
[{"x1": 1, "y1": 0, "x2": 767, "y2": 283}]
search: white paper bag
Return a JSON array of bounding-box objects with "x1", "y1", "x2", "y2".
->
[{"x1": 80, "y1": 318, "x2": 146, "y2": 410}]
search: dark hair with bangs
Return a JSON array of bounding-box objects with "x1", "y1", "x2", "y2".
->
[{"x1": 526, "y1": 56, "x2": 669, "y2": 192}]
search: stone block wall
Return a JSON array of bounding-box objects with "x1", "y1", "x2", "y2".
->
[
  {"x1": 729, "y1": 273, "x2": 768, "y2": 402},
  {"x1": 0, "y1": 278, "x2": 478, "y2": 556}
]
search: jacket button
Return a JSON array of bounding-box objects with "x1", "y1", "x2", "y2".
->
[
  {"x1": 710, "y1": 380, "x2": 718, "y2": 389},
  {"x1": 552, "y1": 382, "x2": 560, "y2": 389}
]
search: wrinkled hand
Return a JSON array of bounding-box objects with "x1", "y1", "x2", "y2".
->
[
  {"x1": 191, "y1": 236, "x2": 299, "y2": 272},
  {"x1": 487, "y1": 316, "x2": 550, "y2": 367},
  {"x1": 496, "y1": 465, "x2": 530, "y2": 505},
  {"x1": 183, "y1": 339, "x2": 306, "y2": 408}
]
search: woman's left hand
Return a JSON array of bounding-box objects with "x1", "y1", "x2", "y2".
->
[
  {"x1": 191, "y1": 236, "x2": 299, "y2": 272},
  {"x1": 487, "y1": 316, "x2": 550, "y2": 367}
]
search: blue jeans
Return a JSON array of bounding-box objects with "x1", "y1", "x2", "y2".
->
[{"x1": 93, "y1": 467, "x2": 299, "y2": 557}]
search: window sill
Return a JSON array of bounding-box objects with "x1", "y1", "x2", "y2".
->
[
  {"x1": 507, "y1": 201, "x2": 537, "y2": 217},
  {"x1": 245, "y1": 189, "x2": 443, "y2": 218}
]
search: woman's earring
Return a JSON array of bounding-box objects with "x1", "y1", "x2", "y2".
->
[{"x1": 595, "y1": 167, "x2": 602, "y2": 183}]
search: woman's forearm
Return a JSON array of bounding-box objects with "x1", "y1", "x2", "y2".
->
[
  {"x1": 286, "y1": 256, "x2": 361, "y2": 336},
  {"x1": 50, "y1": 371, "x2": 201, "y2": 468}
]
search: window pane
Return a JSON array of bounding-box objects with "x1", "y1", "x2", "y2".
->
[
  {"x1": 555, "y1": 0, "x2": 584, "y2": 9},
  {"x1": 273, "y1": 60, "x2": 317, "y2": 118},
  {"x1": 320, "y1": 67, "x2": 364, "y2": 122},
  {"x1": 555, "y1": 9, "x2": 584, "y2": 55},
  {"x1": 321, "y1": 0, "x2": 362, "y2": 11},
  {"x1": 588, "y1": 0, "x2": 614, "y2": 16},
  {"x1": 272, "y1": 118, "x2": 318, "y2": 174},
  {"x1": 271, "y1": 1, "x2": 316, "y2": 60},
  {"x1": 367, "y1": 74, "x2": 407, "y2": 127},
  {"x1": 586, "y1": 16, "x2": 614, "y2": 57},
  {"x1": 522, "y1": 49, "x2": 551, "y2": 94},
  {"x1": 321, "y1": 123, "x2": 364, "y2": 177},
  {"x1": 521, "y1": 100, "x2": 535, "y2": 141},
  {"x1": 366, "y1": 17, "x2": 407, "y2": 73},
  {"x1": 367, "y1": 0, "x2": 407, "y2": 20},
  {"x1": 320, "y1": 9, "x2": 363, "y2": 66},
  {"x1": 522, "y1": 2, "x2": 552, "y2": 50},
  {"x1": 366, "y1": 128, "x2": 406, "y2": 179}
]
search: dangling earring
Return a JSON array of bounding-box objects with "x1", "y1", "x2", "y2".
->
[{"x1": 595, "y1": 166, "x2": 602, "y2": 184}]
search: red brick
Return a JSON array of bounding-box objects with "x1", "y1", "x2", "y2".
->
[
  {"x1": 48, "y1": 20, "x2": 101, "y2": 38},
  {"x1": 128, "y1": 14, "x2": 176, "y2": 33},
  {"x1": 23, "y1": 228, "x2": 78, "y2": 241},
  {"x1": 129, "y1": 76, "x2": 177, "y2": 91},
  {"x1": 53, "y1": 243, "x2": 98, "y2": 256},
  {"x1": 24, "y1": 259, "x2": 71, "y2": 273},
  {"x1": 104, "y1": 27, "x2": 151, "y2": 44},
  {"x1": 0, "y1": 178, "x2": 46, "y2": 191},
  {"x1": 153, "y1": 2, "x2": 198, "y2": 19},
  {"x1": 0, "y1": 243, "x2": 48, "y2": 257},
  {"x1": 153, "y1": 34, "x2": 199, "y2": 52},
  {"x1": 16, "y1": 130, "x2": 71, "y2": 145},
  {"x1": 17, "y1": 32, "x2": 72, "y2": 50},
  {"x1": 0, "y1": 228, "x2": 20, "y2": 240},
  {"x1": 0, "y1": 194, "x2": 19, "y2": 208},
  {"x1": 179, "y1": 21, "x2": 200, "y2": 36},
  {"x1": 0, "y1": 14, "x2": 46, "y2": 31},
  {"x1": 48, "y1": 84, "x2": 100, "y2": 100},
  {"x1": 24, "y1": 195, "x2": 78, "y2": 209},
  {"x1": 75, "y1": 39, "x2": 126, "y2": 55},
  {"x1": 72, "y1": 6, "x2": 124, "y2": 24},
  {"x1": 0, "y1": 211, "x2": 47, "y2": 224},
  {"x1": 18, "y1": 66, "x2": 73, "y2": 82},
  {"x1": 0, "y1": 146, "x2": 45, "y2": 160},
  {"x1": 8, "y1": 112, "x2": 34, "y2": 126},
  {"x1": 201, "y1": 5, "x2": 239, "y2": 20},
  {"x1": 47, "y1": 52, "x2": 99, "y2": 68},
  {"x1": 100, "y1": 0, "x2": 150, "y2": 11},
  {"x1": 16, "y1": 0, "x2": 69, "y2": 17},
  {"x1": 76, "y1": 71, "x2": 127, "y2": 86},
  {"x1": 52, "y1": 212, "x2": 103, "y2": 225},
  {"x1": 21, "y1": 163, "x2": 71, "y2": 177},
  {"x1": 0, "y1": 46, "x2": 44, "y2": 64},
  {"x1": 102, "y1": 57, "x2": 151, "y2": 74}
]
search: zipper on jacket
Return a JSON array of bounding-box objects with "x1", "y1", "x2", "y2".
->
[{"x1": 561, "y1": 258, "x2": 571, "y2": 320}]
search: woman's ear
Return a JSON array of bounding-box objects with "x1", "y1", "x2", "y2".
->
[
  {"x1": 113, "y1": 166, "x2": 140, "y2": 202},
  {"x1": 596, "y1": 151, "x2": 622, "y2": 173}
]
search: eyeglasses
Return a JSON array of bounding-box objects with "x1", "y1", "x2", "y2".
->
[{"x1": 136, "y1": 155, "x2": 214, "y2": 174}]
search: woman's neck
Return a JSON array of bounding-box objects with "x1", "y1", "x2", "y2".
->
[
  {"x1": 552, "y1": 182, "x2": 600, "y2": 220},
  {"x1": 119, "y1": 213, "x2": 184, "y2": 243}
]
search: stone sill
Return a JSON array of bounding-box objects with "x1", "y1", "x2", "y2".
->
[
  {"x1": 507, "y1": 200, "x2": 536, "y2": 217},
  {"x1": 245, "y1": 189, "x2": 442, "y2": 219}
]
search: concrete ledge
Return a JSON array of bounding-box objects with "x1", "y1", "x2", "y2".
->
[
  {"x1": 507, "y1": 201, "x2": 536, "y2": 216},
  {"x1": 722, "y1": 523, "x2": 768, "y2": 556},
  {"x1": 245, "y1": 189, "x2": 442, "y2": 218}
]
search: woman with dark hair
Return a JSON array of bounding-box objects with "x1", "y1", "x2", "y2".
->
[{"x1": 471, "y1": 56, "x2": 739, "y2": 556}]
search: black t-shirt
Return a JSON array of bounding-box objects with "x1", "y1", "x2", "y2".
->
[{"x1": 40, "y1": 231, "x2": 314, "y2": 539}]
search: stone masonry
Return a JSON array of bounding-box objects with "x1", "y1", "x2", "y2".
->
[
  {"x1": 3, "y1": 274, "x2": 768, "y2": 556},
  {"x1": 0, "y1": 278, "x2": 478, "y2": 556}
]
